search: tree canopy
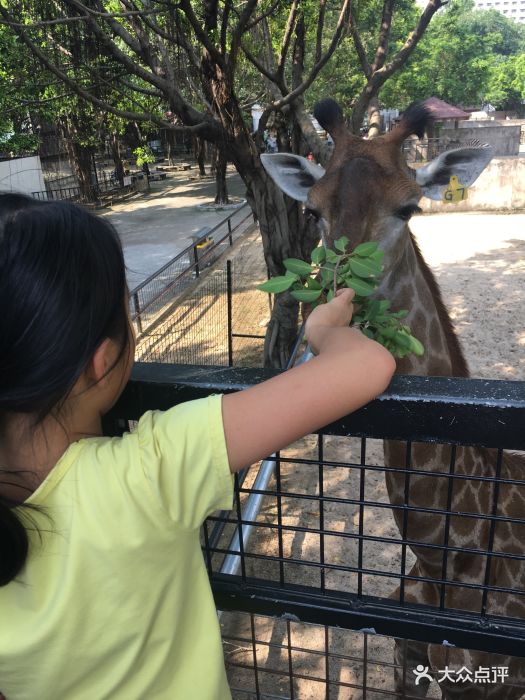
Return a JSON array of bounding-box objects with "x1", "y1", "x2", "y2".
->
[{"x1": 1, "y1": 0, "x2": 521, "y2": 364}]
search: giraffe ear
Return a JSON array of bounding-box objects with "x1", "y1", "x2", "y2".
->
[
  {"x1": 261, "y1": 153, "x2": 325, "y2": 202},
  {"x1": 415, "y1": 144, "x2": 493, "y2": 201}
]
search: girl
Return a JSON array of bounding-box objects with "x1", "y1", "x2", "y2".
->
[{"x1": 0, "y1": 193, "x2": 395, "y2": 699}]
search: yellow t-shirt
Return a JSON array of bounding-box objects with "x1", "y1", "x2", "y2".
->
[{"x1": 0, "y1": 395, "x2": 233, "y2": 700}]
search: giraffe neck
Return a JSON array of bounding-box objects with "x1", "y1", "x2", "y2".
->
[{"x1": 379, "y1": 232, "x2": 469, "y2": 378}]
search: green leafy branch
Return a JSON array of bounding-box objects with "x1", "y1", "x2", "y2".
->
[{"x1": 257, "y1": 238, "x2": 424, "y2": 359}]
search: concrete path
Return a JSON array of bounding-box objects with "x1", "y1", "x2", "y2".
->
[{"x1": 101, "y1": 167, "x2": 247, "y2": 290}]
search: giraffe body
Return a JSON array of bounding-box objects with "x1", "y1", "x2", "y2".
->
[{"x1": 261, "y1": 101, "x2": 525, "y2": 698}]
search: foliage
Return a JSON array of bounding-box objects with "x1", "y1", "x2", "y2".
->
[
  {"x1": 485, "y1": 53, "x2": 525, "y2": 113},
  {"x1": 133, "y1": 145, "x2": 155, "y2": 168},
  {"x1": 380, "y1": 0, "x2": 525, "y2": 108},
  {"x1": 0, "y1": 133, "x2": 40, "y2": 155},
  {"x1": 258, "y1": 239, "x2": 424, "y2": 358}
]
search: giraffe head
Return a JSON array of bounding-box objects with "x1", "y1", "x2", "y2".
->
[{"x1": 261, "y1": 99, "x2": 492, "y2": 273}]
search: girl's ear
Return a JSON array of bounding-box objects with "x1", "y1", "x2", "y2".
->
[{"x1": 87, "y1": 338, "x2": 113, "y2": 384}]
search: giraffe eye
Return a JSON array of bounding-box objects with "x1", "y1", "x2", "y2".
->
[
  {"x1": 304, "y1": 207, "x2": 321, "y2": 222},
  {"x1": 396, "y1": 205, "x2": 422, "y2": 221}
]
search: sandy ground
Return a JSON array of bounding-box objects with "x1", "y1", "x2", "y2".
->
[{"x1": 410, "y1": 211, "x2": 525, "y2": 381}]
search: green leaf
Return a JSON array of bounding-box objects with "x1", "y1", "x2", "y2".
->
[
  {"x1": 325, "y1": 248, "x2": 339, "y2": 263},
  {"x1": 344, "y1": 277, "x2": 376, "y2": 296},
  {"x1": 378, "y1": 300, "x2": 391, "y2": 313},
  {"x1": 327, "y1": 289, "x2": 334, "y2": 302},
  {"x1": 311, "y1": 246, "x2": 326, "y2": 265},
  {"x1": 257, "y1": 276, "x2": 296, "y2": 293},
  {"x1": 321, "y1": 267, "x2": 334, "y2": 284},
  {"x1": 407, "y1": 335, "x2": 425, "y2": 356},
  {"x1": 285, "y1": 270, "x2": 299, "y2": 279},
  {"x1": 334, "y1": 236, "x2": 350, "y2": 252},
  {"x1": 353, "y1": 241, "x2": 379, "y2": 257},
  {"x1": 306, "y1": 277, "x2": 323, "y2": 290},
  {"x1": 349, "y1": 257, "x2": 383, "y2": 278},
  {"x1": 394, "y1": 332, "x2": 413, "y2": 349},
  {"x1": 291, "y1": 288, "x2": 323, "y2": 302},
  {"x1": 283, "y1": 258, "x2": 314, "y2": 276},
  {"x1": 370, "y1": 250, "x2": 384, "y2": 263},
  {"x1": 365, "y1": 299, "x2": 380, "y2": 319},
  {"x1": 378, "y1": 326, "x2": 396, "y2": 339}
]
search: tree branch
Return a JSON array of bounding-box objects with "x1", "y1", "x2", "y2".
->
[
  {"x1": 315, "y1": 0, "x2": 327, "y2": 65},
  {"x1": 382, "y1": 0, "x2": 445, "y2": 77},
  {"x1": 230, "y1": 0, "x2": 258, "y2": 66},
  {"x1": 349, "y1": 12, "x2": 371, "y2": 78},
  {"x1": 220, "y1": 0, "x2": 231, "y2": 54},
  {"x1": 0, "y1": 6, "x2": 167, "y2": 28},
  {"x1": 271, "y1": 0, "x2": 352, "y2": 111},
  {"x1": 371, "y1": 0, "x2": 395, "y2": 73},
  {"x1": 245, "y1": 0, "x2": 283, "y2": 30},
  {"x1": 0, "y1": 5, "x2": 222, "y2": 139},
  {"x1": 61, "y1": 0, "x2": 168, "y2": 91},
  {"x1": 242, "y1": 45, "x2": 277, "y2": 84},
  {"x1": 350, "y1": 0, "x2": 445, "y2": 131},
  {"x1": 276, "y1": 0, "x2": 299, "y2": 85},
  {"x1": 178, "y1": 0, "x2": 226, "y2": 68}
]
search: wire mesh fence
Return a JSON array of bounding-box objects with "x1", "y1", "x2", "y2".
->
[
  {"x1": 129, "y1": 203, "x2": 255, "y2": 338},
  {"x1": 133, "y1": 223, "x2": 269, "y2": 368},
  {"x1": 135, "y1": 268, "x2": 231, "y2": 365},
  {"x1": 106, "y1": 366, "x2": 525, "y2": 700}
]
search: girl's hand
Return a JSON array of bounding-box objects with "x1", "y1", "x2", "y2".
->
[{"x1": 305, "y1": 288, "x2": 355, "y2": 354}]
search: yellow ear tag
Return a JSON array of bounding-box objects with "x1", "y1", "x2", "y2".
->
[{"x1": 442, "y1": 175, "x2": 469, "y2": 203}]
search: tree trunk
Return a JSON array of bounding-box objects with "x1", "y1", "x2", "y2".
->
[
  {"x1": 199, "y1": 51, "x2": 319, "y2": 366},
  {"x1": 60, "y1": 117, "x2": 96, "y2": 203},
  {"x1": 214, "y1": 147, "x2": 229, "y2": 205},
  {"x1": 193, "y1": 137, "x2": 206, "y2": 176},
  {"x1": 110, "y1": 132, "x2": 124, "y2": 186},
  {"x1": 165, "y1": 129, "x2": 177, "y2": 165},
  {"x1": 367, "y1": 97, "x2": 382, "y2": 139},
  {"x1": 245, "y1": 166, "x2": 320, "y2": 367},
  {"x1": 122, "y1": 121, "x2": 141, "y2": 154}
]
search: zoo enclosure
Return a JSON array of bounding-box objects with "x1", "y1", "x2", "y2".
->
[{"x1": 105, "y1": 363, "x2": 525, "y2": 699}]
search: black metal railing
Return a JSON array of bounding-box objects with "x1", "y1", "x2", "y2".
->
[
  {"x1": 105, "y1": 364, "x2": 525, "y2": 699},
  {"x1": 31, "y1": 186, "x2": 82, "y2": 201},
  {"x1": 129, "y1": 203, "x2": 255, "y2": 337},
  {"x1": 32, "y1": 178, "x2": 136, "y2": 203}
]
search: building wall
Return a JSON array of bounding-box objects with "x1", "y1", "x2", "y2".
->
[
  {"x1": 418, "y1": 156, "x2": 525, "y2": 212},
  {"x1": 439, "y1": 124, "x2": 522, "y2": 156},
  {"x1": 473, "y1": 0, "x2": 525, "y2": 22},
  {"x1": 0, "y1": 155, "x2": 46, "y2": 195}
]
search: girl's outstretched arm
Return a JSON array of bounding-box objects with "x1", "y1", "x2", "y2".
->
[{"x1": 222, "y1": 289, "x2": 396, "y2": 473}]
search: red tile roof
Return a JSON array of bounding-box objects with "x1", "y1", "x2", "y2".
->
[{"x1": 423, "y1": 97, "x2": 471, "y2": 120}]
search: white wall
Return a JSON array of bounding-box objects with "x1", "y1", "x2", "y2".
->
[
  {"x1": 418, "y1": 157, "x2": 525, "y2": 212},
  {"x1": 0, "y1": 155, "x2": 46, "y2": 196}
]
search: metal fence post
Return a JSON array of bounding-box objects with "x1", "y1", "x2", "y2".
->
[
  {"x1": 227, "y1": 260, "x2": 233, "y2": 366},
  {"x1": 227, "y1": 218, "x2": 233, "y2": 245},
  {"x1": 133, "y1": 292, "x2": 143, "y2": 335},
  {"x1": 193, "y1": 244, "x2": 200, "y2": 277}
]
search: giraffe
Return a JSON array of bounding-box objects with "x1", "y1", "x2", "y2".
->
[{"x1": 261, "y1": 100, "x2": 525, "y2": 699}]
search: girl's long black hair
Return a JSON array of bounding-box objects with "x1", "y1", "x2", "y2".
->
[{"x1": 0, "y1": 193, "x2": 130, "y2": 586}]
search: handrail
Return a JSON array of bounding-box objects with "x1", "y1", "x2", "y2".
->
[{"x1": 129, "y1": 202, "x2": 250, "y2": 297}]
